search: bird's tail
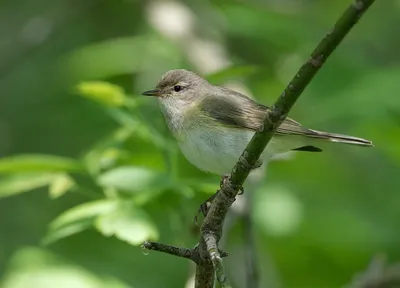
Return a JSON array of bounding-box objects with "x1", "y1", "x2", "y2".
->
[{"x1": 306, "y1": 129, "x2": 373, "y2": 147}]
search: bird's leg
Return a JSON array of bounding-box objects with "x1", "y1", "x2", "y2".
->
[
  {"x1": 194, "y1": 191, "x2": 218, "y2": 226},
  {"x1": 194, "y1": 174, "x2": 230, "y2": 225},
  {"x1": 219, "y1": 174, "x2": 243, "y2": 195},
  {"x1": 231, "y1": 158, "x2": 263, "y2": 195},
  {"x1": 201, "y1": 192, "x2": 218, "y2": 216},
  {"x1": 194, "y1": 160, "x2": 262, "y2": 225}
]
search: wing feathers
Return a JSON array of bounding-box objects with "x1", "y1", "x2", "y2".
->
[{"x1": 199, "y1": 89, "x2": 372, "y2": 147}]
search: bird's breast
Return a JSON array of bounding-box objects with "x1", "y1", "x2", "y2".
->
[{"x1": 178, "y1": 126, "x2": 256, "y2": 175}]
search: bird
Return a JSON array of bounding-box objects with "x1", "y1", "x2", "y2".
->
[{"x1": 142, "y1": 69, "x2": 373, "y2": 176}]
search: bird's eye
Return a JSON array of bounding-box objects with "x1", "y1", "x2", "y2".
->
[{"x1": 174, "y1": 85, "x2": 182, "y2": 92}]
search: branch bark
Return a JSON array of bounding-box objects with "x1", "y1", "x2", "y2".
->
[
  {"x1": 195, "y1": 0, "x2": 376, "y2": 286},
  {"x1": 142, "y1": 241, "x2": 200, "y2": 264},
  {"x1": 142, "y1": 241, "x2": 229, "y2": 265}
]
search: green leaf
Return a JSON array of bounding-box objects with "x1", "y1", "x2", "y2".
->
[
  {"x1": 75, "y1": 81, "x2": 126, "y2": 107},
  {"x1": 45, "y1": 198, "x2": 159, "y2": 246},
  {"x1": 64, "y1": 36, "x2": 182, "y2": 81},
  {"x1": 206, "y1": 65, "x2": 259, "y2": 85},
  {"x1": 0, "y1": 154, "x2": 83, "y2": 173},
  {"x1": 65, "y1": 37, "x2": 143, "y2": 80},
  {"x1": 1, "y1": 247, "x2": 131, "y2": 288},
  {"x1": 95, "y1": 201, "x2": 158, "y2": 245},
  {"x1": 0, "y1": 173, "x2": 56, "y2": 198},
  {"x1": 105, "y1": 109, "x2": 175, "y2": 151},
  {"x1": 98, "y1": 166, "x2": 171, "y2": 193},
  {"x1": 43, "y1": 199, "x2": 119, "y2": 245},
  {"x1": 48, "y1": 173, "x2": 75, "y2": 199}
]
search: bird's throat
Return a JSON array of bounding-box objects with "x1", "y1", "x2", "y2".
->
[{"x1": 158, "y1": 98, "x2": 195, "y2": 140}]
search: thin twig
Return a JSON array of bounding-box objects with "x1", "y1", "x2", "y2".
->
[
  {"x1": 142, "y1": 241, "x2": 229, "y2": 266},
  {"x1": 142, "y1": 241, "x2": 200, "y2": 264},
  {"x1": 195, "y1": 1, "x2": 376, "y2": 287}
]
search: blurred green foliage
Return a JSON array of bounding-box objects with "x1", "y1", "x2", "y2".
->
[{"x1": 0, "y1": 0, "x2": 398, "y2": 287}]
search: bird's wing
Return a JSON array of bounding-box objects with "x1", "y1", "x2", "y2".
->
[{"x1": 199, "y1": 87, "x2": 313, "y2": 136}]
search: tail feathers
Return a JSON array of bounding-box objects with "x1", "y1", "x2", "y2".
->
[{"x1": 307, "y1": 129, "x2": 373, "y2": 147}]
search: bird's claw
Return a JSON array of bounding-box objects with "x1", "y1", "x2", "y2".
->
[
  {"x1": 221, "y1": 174, "x2": 244, "y2": 195},
  {"x1": 194, "y1": 192, "x2": 218, "y2": 226},
  {"x1": 194, "y1": 173, "x2": 248, "y2": 226},
  {"x1": 220, "y1": 174, "x2": 230, "y2": 188}
]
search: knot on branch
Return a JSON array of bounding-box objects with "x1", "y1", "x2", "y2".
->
[
  {"x1": 309, "y1": 54, "x2": 324, "y2": 68},
  {"x1": 353, "y1": 0, "x2": 365, "y2": 10},
  {"x1": 203, "y1": 232, "x2": 229, "y2": 285}
]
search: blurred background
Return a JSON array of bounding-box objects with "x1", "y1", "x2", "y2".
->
[{"x1": 0, "y1": 0, "x2": 398, "y2": 287}]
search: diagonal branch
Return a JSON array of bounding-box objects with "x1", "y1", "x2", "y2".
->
[{"x1": 195, "y1": 0, "x2": 376, "y2": 287}]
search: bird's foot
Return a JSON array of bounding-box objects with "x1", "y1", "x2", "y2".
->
[
  {"x1": 194, "y1": 171, "x2": 255, "y2": 226},
  {"x1": 194, "y1": 192, "x2": 218, "y2": 226},
  {"x1": 220, "y1": 174, "x2": 244, "y2": 195}
]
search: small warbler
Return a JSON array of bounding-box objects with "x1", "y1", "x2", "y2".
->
[{"x1": 142, "y1": 69, "x2": 373, "y2": 175}]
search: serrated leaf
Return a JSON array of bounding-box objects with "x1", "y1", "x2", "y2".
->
[
  {"x1": 0, "y1": 173, "x2": 56, "y2": 198},
  {"x1": 76, "y1": 81, "x2": 126, "y2": 107},
  {"x1": 0, "y1": 154, "x2": 83, "y2": 173},
  {"x1": 95, "y1": 201, "x2": 158, "y2": 245},
  {"x1": 48, "y1": 174, "x2": 75, "y2": 199},
  {"x1": 98, "y1": 166, "x2": 171, "y2": 193},
  {"x1": 43, "y1": 199, "x2": 119, "y2": 245}
]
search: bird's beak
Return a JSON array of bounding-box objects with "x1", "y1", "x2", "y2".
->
[{"x1": 142, "y1": 89, "x2": 162, "y2": 97}]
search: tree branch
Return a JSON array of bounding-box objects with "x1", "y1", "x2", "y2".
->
[
  {"x1": 142, "y1": 241, "x2": 200, "y2": 264},
  {"x1": 196, "y1": 0, "x2": 376, "y2": 286},
  {"x1": 141, "y1": 241, "x2": 229, "y2": 266}
]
